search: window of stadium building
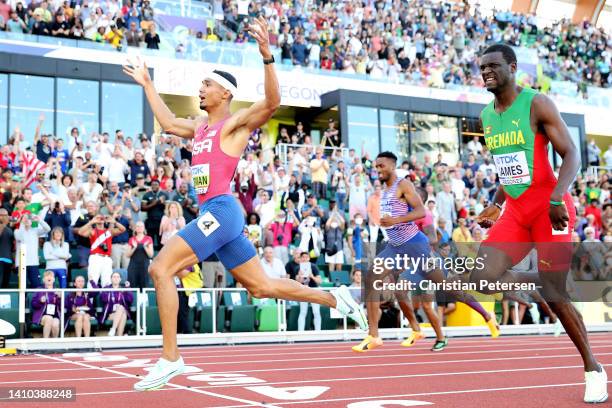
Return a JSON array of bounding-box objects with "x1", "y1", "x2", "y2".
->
[
  {"x1": 8, "y1": 74, "x2": 55, "y2": 146},
  {"x1": 548, "y1": 126, "x2": 582, "y2": 167},
  {"x1": 0, "y1": 74, "x2": 7, "y2": 140},
  {"x1": 101, "y1": 81, "x2": 143, "y2": 139},
  {"x1": 410, "y1": 113, "x2": 459, "y2": 165},
  {"x1": 347, "y1": 105, "x2": 379, "y2": 156},
  {"x1": 57, "y1": 78, "x2": 99, "y2": 144},
  {"x1": 380, "y1": 109, "x2": 409, "y2": 162}
]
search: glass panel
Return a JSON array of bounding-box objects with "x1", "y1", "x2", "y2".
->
[
  {"x1": 101, "y1": 82, "x2": 143, "y2": 139},
  {"x1": 411, "y1": 113, "x2": 459, "y2": 166},
  {"x1": 410, "y1": 113, "x2": 439, "y2": 164},
  {"x1": 57, "y1": 78, "x2": 99, "y2": 146},
  {"x1": 0, "y1": 74, "x2": 7, "y2": 143},
  {"x1": 347, "y1": 105, "x2": 379, "y2": 156},
  {"x1": 460, "y1": 117, "x2": 484, "y2": 161},
  {"x1": 9, "y1": 74, "x2": 54, "y2": 149},
  {"x1": 438, "y1": 115, "x2": 459, "y2": 165},
  {"x1": 380, "y1": 109, "x2": 409, "y2": 162}
]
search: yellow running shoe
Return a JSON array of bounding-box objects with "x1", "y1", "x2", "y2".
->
[
  {"x1": 401, "y1": 331, "x2": 426, "y2": 347},
  {"x1": 486, "y1": 317, "x2": 500, "y2": 338},
  {"x1": 352, "y1": 335, "x2": 383, "y2": 353}
]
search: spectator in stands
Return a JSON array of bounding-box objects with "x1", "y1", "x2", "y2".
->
[
  {"x1": 324, "y1": 210, "x2": 345, "y2": 272},
  {"x1": 173, "y1": 182, "x2": 198, "y2": 224},
  {"x1": 125, "y1": 20, "x2": 142, "y2": 47},
  {"x1": 322, "y1": 119, "x2": 340, "y2": 148},
  {"x1": 291, "y1": 34, "x2": 308, "y2": 66},
  {"x1": 588, "y1": 139, "x2": 601, "y2": 167},
  {"x1": 81, "y1": 171, "x2": 103, "y2": 203},
  {"x1": 0, "y1": 209, "x2": 13, "y2": 288},
  {"x1": 144, "y1": 22, "x2": 160, "y2": 50},
  {"x1": 310, "y1": 146, "x2": 329, "y2": 200},
  {"x1": 7, "y1": 10, "x2": 27, "y2": 32},
  {"x1": 260, "y1": 246, "x2": 287, "y2": 279},
  {"x1": 99, "y1": 271, "x2": 133, "y2": 336},
  {"x1": 298, "y1": 216, "x2": 322, "y2": 263},
  {"x1": 43, "y1": 227, "x2": 70, "y2": 288},
  {"x1": 296, "y1": 251, "x2": 322, "y2": 331},
  {"x1": 347, "y1": 214, "x2": 368, "y2": 272},
  {"x1": 66, "y1": 275, "x2": 95, "y2": 337},
  {"x1": 331, "y1": 160, "x2": 349, "y2": 212},
  {"x1": 348, "y1": 173, "x2": 369, "y2": 220},
  {"x1": 436, "y1": 182, "x2": 455, "y2": 236},
  {"x1": 255, "y1": 189, "x2": 276, "y2": 229},
  {"x1": 367, "y1": 183, "x2": 384, "y2": 245},
  {"x1": 126, "y1": 221, "x2": 153, "y2": 289},
  {"x1": 466, "y1": 136, "x2": 483, "y2": 157},
  {"x1": 301, "y1": 194, "x2": 327, "y2": 228},
  {"x1": 268, "y1": 210, "x2": 296, "y2": 265},
  {"x1": 31, "y1": 271, "x2": 61, "y2": 338},
  {"x1": 15, "y1": 214, "x2": 50, "y2": 288},
  {"x1": 78, "y1": 214, "x2": 126, "y2": 288},
  {"x1": 111, "y1": 210, "x2": 132, "y2": 270},
  {"x1": 31, "y1": 10, "x2": 49, "y2": 35},
  {"x1": 141, "y1": 180, "x2": 168, "y2": 249},
  {"x1": 72, "y1": 200, "x2": 97, "y2": 268},
  {"x1": 44, "y1": 200, "x2": 71, "y2": 242},
  {"x1": 159, "y1": 201, "x2": 185, "y2": 246}
]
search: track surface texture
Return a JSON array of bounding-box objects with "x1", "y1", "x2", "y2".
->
[{"x1": 0, "y1": 332, "x2": 610, "y2": 407}]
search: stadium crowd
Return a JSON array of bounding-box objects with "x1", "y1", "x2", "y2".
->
[
  {"x1": 1, "y1": 0, "x2": 610, "y2": 92},
  {"x1": 0, "y1": 112, "x2": 610, "y2": 337}
]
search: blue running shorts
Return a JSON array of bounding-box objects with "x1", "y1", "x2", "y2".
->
[
  {"x1": 177, "y1": 194, "x2": 256, "y2": 270},
  {"x1": 373, "y1": 231, "x2": 433, "y2": 285}
]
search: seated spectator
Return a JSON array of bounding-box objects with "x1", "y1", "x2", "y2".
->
[
  {"x1": 31, "y1": 271, "x2": 61, "y2": 338},
  {"x1": 15, "y1": 214, "x2": 50, "y2": 288},
  {"x1": 99, "y1": 271, "x2": 133, "y2": 336},
  {"x1": 126, "y1": 221, "x2": 154, "y2": 289},
  {"x1": 349, "y1": 270, "x2": 362, "y2": 304},
  {"x1": 295, "y1": 252, "x2": 322, "y2": 331},
  {"x1": 159, "y1": 201, "x2": 185, "y2": 246},
  {"x1": 66, "y1": 275, "x2": 96, "y2": 337},
  {"x1": 43, "y1": 227, "x2": 71, "y2": 288}
]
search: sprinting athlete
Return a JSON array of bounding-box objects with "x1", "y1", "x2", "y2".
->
[
  {"x1": 353, "y1": 152, "x2": 447, "y2": 352},
  {"x1": 123, "y1": 17, "x2": 366, "y2": 391},
  {"x1": 353, "y1": 153, "x2": 499, "y2": 353},
  {"x1": 474, "y1": 43, "x2": 607, "y2": 403}
]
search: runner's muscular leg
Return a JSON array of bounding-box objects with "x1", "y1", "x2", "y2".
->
[
  {"x1": 229, "y1": 256, "x2": 336, "y2": 307},
  {"x1": 148, "y1": 235, "x2": 199, "y2": 362}
]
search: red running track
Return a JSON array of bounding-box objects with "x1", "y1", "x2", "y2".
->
[{"x1": 0, "y1": 332, "x2": 610, "y2": 408}]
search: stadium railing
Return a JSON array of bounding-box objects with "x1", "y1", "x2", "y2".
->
[
  {"x1": 586, "y1": 166, "x2": 612, "y2": 181},
  {"x1": 153, "y1": 0, "x2": 212, "y2": 19},
  {"x1": 274, "y1": 143, "x2": 350, "y2": 167}
]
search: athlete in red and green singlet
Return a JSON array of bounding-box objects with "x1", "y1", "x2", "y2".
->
[{"x1": 472, "y1": 43, "x2": 607, "y2": 404}]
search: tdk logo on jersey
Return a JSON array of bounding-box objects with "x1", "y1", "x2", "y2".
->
[
  {"x1": 495, "y1": 154, "x2": 519, "y2": 164},
  {"x1": 193, "y1": 139, "x2": 213, "y2": 155}
]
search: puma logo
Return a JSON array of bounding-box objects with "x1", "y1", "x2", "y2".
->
[
  {"x1": 201, "y1": 221, "x2": 214, "y2": 230},
  {"x1": 512, "y1": 119, "x2": 521, "y2": 128}
]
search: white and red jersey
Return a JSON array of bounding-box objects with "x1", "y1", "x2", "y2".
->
[
  {"x1": 191, "y1": 118, "x2": 241, "y2": 205},
  {"x1": 90, "y1": 228, "x2": 113, "y2": 256}
]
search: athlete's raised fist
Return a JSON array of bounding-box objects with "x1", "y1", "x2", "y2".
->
[
  {"x1": 123, "y1": 56, "x2": 152, "y2": 87},
  {"x1": 476, "y1": 205, "x2": 500, "y2": 229}
]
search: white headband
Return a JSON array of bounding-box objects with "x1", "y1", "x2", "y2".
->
[{"x1": 206, "y1": 71, "x2": 238, "y2": 96}]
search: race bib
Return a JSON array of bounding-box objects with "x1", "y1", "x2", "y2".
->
[
  {"x1": 197, "y1": 211, "x2": 220, "y2": 237},
  {"x1": 191, "y1": 164, "x2": 210, "y2": 195},
  {"x1": 493, "y1": 151, "x2": 531, "y2": 185},
  {"x1": 46, "y1": 304, "x2": 56, "y2": 316}
]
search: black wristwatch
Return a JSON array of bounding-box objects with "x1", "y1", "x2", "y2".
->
[{"x1": 263, "y1": 56, "x2": 275, "y2": 65}]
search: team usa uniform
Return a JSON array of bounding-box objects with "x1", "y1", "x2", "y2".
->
[
  {"x1": 176, "y1": 118, "x2": 257, "y2": 267},
  {"x1": 480, "y1": 88, "x2": 576, "y2": 270}
]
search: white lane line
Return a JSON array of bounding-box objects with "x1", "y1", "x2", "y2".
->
[
  {"x1": 99, "y1": 333, "x2": 612, "y2": 355},
  {"x1": 0, "y1": 376, "x2": 124, "y2": 385},
  {"x1": 211, "y1": 352, "x2": 612, "y2": 374},
  {"x1": 164, "y1": 344, "x2": 612, "y2": 367},
  {"x1": 212, "y1": 381, "x2": 612, "y2": 408},
  {"x1": 3, "y1": 340, "x2": 607, "y2": 367},
  {"x1": 36, "y1": 354, "x2": 281, "y2": 408},
  {"x1": 184, "y1": 364, "x2": 611, "y2": 390}
]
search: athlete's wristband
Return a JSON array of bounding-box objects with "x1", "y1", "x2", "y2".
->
[
  {"x1": 549, "y1": 200, "x2": 564, "y2": 206},
  {"x1": 494, "y1": 203, "x2": 503, "y2": 211}
]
